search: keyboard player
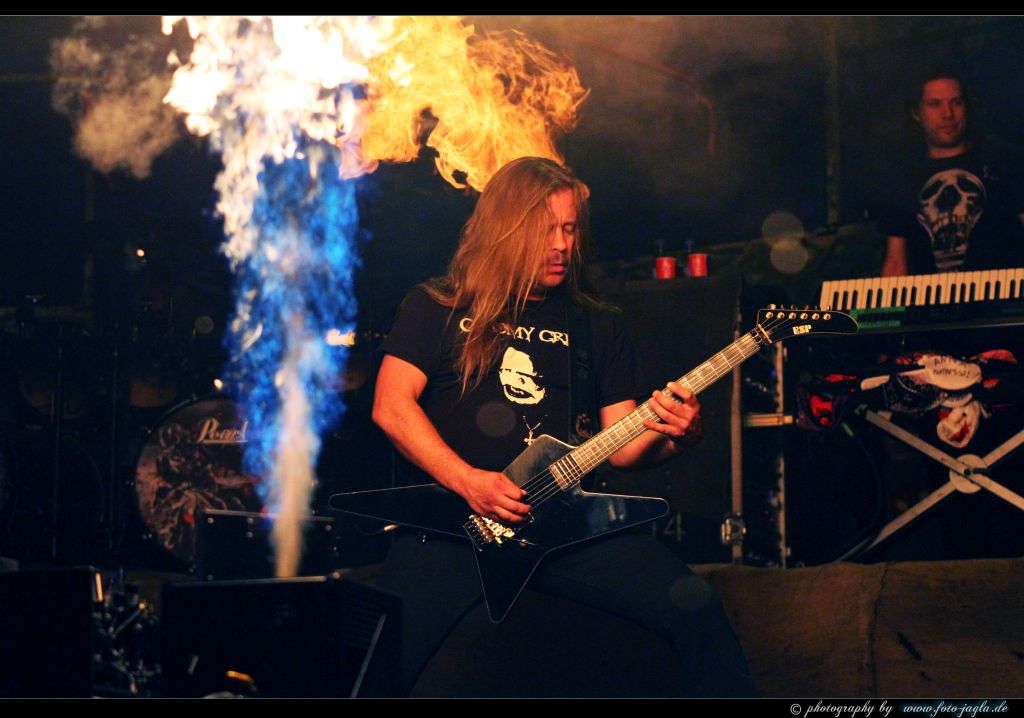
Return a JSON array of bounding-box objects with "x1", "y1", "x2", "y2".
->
[
  {"x1": 879, "y1": 68, "x2": 1024, "y2": 278},
  {"x1": 811, "y1": 69, "x2": 1024, "y2": 562}
]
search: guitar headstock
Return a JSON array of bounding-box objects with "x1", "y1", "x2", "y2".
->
[{"x1": 755, "y1": 305, "x2": 858, "y2": 344}]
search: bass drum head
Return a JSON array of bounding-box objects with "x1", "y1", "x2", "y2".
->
[{"x1": 134, "y1": 397, "x2": 262, "y2": 565}]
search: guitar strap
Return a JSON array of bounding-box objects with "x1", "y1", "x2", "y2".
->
[{"x1": 568, "y1": 302, "x2": 597, "y2": 446}]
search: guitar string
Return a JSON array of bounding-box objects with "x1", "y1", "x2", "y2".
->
[
  {"x1": 510, "y1": 327, "x2": 763, "y2": 511},
  {"x1": 497, "y1": 314, "x2": 799, "y2": 517},
  {"x1": 512, "y1": 315, "x2": 783, "y2": 505}
]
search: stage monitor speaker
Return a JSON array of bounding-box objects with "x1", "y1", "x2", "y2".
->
[
  {"x1": 160, "y1": 575, "x2": 401, "y2": 697},
  {"x1": 595, "y1": 274, "x2": 741, "y2": 563},
  {"x1": 197, "y1": 509, "x2": 338, "y2": 581},
  {"x1": 0, "y1": 567, "x2": 98, "y2": 697}
]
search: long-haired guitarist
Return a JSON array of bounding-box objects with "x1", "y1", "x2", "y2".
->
[{"x1": 372, "y1": 156, "x2": 757, "y2": 696}]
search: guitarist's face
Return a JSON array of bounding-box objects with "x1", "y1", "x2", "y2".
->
[{"x1": 529, "y1": 188, "x2": 578, "y2": 299}]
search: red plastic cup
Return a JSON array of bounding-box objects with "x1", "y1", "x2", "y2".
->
[
  {"x1": 655, "y1": 256, "x2": 677, "y2": 279},
  {"x1": 687, "y1": 253, "x2": 708, "y2": 277}
]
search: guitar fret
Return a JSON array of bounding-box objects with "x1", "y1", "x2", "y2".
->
[{"x1": 563, "y1": 454, "x2": 582, "y2": 482}]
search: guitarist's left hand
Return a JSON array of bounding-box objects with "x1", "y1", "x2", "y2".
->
[
  {"x1": 602, "y1": 383, "x2": 702, "y2": 469},
  {"x1": 644, "y1": 381, "x2": 702, "y2": 446}
]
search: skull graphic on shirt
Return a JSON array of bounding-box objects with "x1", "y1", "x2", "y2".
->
[{"x1": 916, "y1": 168, "x2": 986, "y2": 270}]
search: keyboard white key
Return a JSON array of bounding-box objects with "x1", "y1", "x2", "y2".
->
[{"x1": 819, "y1": 268, "x2": 1024, "y2": 310}]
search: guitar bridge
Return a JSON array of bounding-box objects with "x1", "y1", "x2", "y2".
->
[{"x1": 465, "y1": 514, "x2": 516, "y2": 551}]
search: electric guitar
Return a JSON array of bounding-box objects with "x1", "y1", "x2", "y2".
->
[{"x1": 330, "y1": 307, "x2": 857, "y2": 621}]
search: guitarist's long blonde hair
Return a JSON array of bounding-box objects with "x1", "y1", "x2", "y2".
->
[{"x1": 424, "y1": 157, "x2": 603, "y2": 394}]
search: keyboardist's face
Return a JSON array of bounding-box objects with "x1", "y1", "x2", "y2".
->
[{"x1": 914, "y1": 78, "x2": 968, "y2": 158}]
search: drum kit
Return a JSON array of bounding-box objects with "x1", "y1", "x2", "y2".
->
[
  {"x1": 0, "y1": 209, "x2": 390, "y2": 575},
  {"x1": 0, "y1": 256, "x2": 378, "y2": 570}
]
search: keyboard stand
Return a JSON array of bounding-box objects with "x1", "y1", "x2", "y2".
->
[{"x1": 853, "y1": 405, "x2": 1024, "y2": 552}]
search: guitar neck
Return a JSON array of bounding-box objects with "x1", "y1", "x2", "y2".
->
[{"x1": 548, "y1": 330, "x2": 765, "y2": 486}]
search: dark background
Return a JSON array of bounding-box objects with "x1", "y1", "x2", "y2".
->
[
  {"x1": 6, "y1": 17, "x2": 1024, "y2": 314},
  {"x1": 2, "y1": 16, "x2": 1024, "y2": 569}
]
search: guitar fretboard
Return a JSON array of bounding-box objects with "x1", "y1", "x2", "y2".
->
[{"x1": 547, "y1": 330, "x2": 764, "y2": 488}]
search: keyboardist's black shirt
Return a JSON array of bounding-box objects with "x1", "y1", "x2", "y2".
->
[{"x1": 877, "y1": 145, "x2": 1024, "y2": 274}]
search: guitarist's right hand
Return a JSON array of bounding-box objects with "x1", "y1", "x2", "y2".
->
[
  {"x1": 456, "y1": 468, "x2": 532, "y2": 523},
  {"x1": 373, "y1": 355, "x2": 531, "y2": 523}
]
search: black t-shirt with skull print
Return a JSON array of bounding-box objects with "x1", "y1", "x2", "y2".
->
[
  {"x1": 877, "y1": 146, "x2": 1024, "y2": 274},
  {"x1": 380, "y1": 284, "x2": 638, "y2": 475}
]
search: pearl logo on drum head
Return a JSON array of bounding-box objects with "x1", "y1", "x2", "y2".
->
[
  {"x1": 195, "y1": 417, "x2": 250, "y2": 444},
  {"x1": 135, "y1": 397, "x2": 263, "y2": 565}
]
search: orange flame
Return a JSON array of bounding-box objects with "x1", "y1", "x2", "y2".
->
[{"x1": 352, "y1": 16, "x2": 589, "y2": 191}]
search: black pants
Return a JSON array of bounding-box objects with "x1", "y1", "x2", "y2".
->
[{"x1": 376, "y1": 529, "x2": 758, "y2": 697}]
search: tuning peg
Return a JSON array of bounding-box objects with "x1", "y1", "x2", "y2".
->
[{"x1": 768, "y1": 303, "x2": 777, "y2": 310}]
